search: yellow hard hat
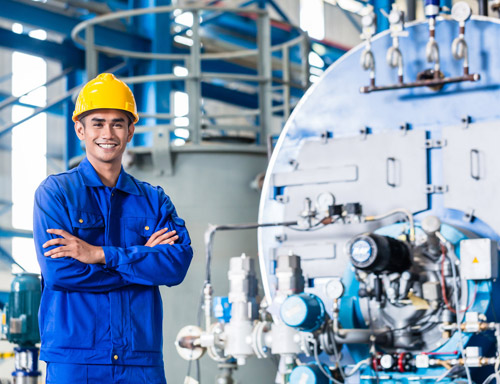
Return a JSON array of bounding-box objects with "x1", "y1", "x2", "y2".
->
[{"x1": 72, "y1": 73, "x2": 139, "y2": 123}]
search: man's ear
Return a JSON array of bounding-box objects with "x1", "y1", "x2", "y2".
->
[
  {"x1": 127, "y1": 124, "x2": 135, "y2": 143},
  {"x1": 75, "y1": 121, "x2": 85, "y2": 140}
]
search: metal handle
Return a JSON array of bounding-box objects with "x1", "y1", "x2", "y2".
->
[
  {"x1": 386, "y1": 157, "x2": 397, "y2": 187},
  {"x1": 470, "y1": 149, "x2": 480, "y2": 180}
]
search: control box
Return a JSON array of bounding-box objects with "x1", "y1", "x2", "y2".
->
[{"x1": 460, "y1": 239, "x2": 498, "y2": 280}]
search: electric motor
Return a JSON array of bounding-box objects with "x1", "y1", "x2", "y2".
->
[
  {"x1": 348, "y1": 233, "x2": 411, "y2": 273},
  {"x1": 7, "y1": 273, "x2": 41, "y2": 347}
]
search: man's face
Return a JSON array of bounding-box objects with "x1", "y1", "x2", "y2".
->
[{"x1": 74, "y1": 109, "x2": 135, "y2": 167}]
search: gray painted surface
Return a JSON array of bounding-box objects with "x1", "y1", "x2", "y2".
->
[{"x1": 128, "y1": 150, "x2": 277, "y2": 384}]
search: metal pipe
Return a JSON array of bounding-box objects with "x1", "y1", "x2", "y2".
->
[
  {"x1": 257, "y1": 12, "x2": 272, "y2": 145},
  {"x1": 85, "y1": 25, "x2": 98, "y2": 80},
  {"x1": 479, "y1": 0, "x2": 489, "y2": 15},
  {"x1": 334, "y1": 328, "x2": 391, "y2": 344},
  {"x1": 406, "y1": 0, "x2": 417, "y2": 21},
  {"x1": 188, "y1": 11, "x2": 201, "y2": 145},
  {"x1": 282, "y1": 45, "x2": 291, "y2": 120},
  {"x1": 360, "y1": 73, "x2": 480, "y2": 93}
]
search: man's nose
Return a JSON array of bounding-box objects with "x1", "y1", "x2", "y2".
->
[{"x1": 101, "y1": 124, "x2": 114, "y2": 138}]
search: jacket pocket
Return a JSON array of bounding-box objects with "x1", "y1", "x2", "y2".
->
[
  {"x1": 129, "y1": 286, "x2": 163, "y2": 352},
  {"x1": 122, "y1": 217, "x2": 158, "y2": 247},
  {"x1": 69, "y1": 210, "x2": 105, "y2": 246},
  {"x1": 41, "y1": 290, "x2": 97, "y2": 349}
]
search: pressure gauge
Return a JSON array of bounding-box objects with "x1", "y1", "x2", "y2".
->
[
  {"x1": 389, "y1": 9, "x2": 404, "y2": 25},
  {"x1": 452, "y1": 2, "x2": 472, "y2": 22},
  {"x1": 325, "y1": 278, "x2": 345, "y2": 300},
  {"x1": 316, "y1": 192, "x2": 335, "y2": 212},
  {"x1": 362, "y1": 13, "x2": 376, "y2": 28},
  {"x1": 350, "y1": 238, "x2": 373, "y2": 264}
]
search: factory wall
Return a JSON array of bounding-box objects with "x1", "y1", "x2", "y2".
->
[{"x1": 128, "y1": 150, "x2": 275, "y2": 383}]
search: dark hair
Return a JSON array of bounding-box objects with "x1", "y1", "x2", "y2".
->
[{"x1": 78, "y1": 109, "x2": 134, "y2": 126}]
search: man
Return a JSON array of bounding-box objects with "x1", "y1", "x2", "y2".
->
[{"x1": 33, "y1": 73, "x2": 193, "y2": 384}]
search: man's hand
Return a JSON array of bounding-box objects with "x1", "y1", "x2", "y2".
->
[
  {"x1": 145, "y1": 228, "x2": 178, "y2": 247},
  {"x1": 43, "y1": 229, "x2": 105, "y2": 264}
]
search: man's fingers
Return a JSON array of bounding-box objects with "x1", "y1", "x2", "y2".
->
[
  {"x1": 149, "y1": 228, "x2": 168, "y2": 241},
  {"x1": 44, "y1": 246, "x2": 69, "y2": 257},
  {"x1": 50, "y1": 253, "x2": 70, "y2": 259},
  {"x1": 46, "y1": 229, "x2": 74, "y2": 239},
  {"x1": 155, "y1": 230, "x2": 176, "y2": 242},
  {"x1": 158, "y1": 235, "x2": 179, "y2": 245},
  {"x1": 43, "y1": 238, "x2": 68, "y2": 249}
]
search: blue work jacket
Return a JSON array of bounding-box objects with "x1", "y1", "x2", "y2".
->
[{"x1": 33, "y1": 157, "x2": 193, "y2": 367}]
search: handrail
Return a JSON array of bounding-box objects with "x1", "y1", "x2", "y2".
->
[
  {"x1": 71, "y1": 6, "x2": 269, "y2": 52},
  {"x1": 70, "y1": 4, "x2": 309, "y2": 148},
  {"x1": 0, "y1": 67, "x2": 74, "y2": 112},
  {"x1": 0, "y1": 62, "x2": 127, "y2": 138}
]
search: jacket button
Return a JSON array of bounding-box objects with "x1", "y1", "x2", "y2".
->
[
  {"x1": 145, "y1": 226, "x2": 150, "y2": 231},
  {"x1": 79, "y1": 219, "x2": 84, "y2": 224},
  {"x1": 114, "y1": 355, "x2": 118, "y2": 360}
]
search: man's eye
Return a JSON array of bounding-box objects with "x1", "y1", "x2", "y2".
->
[{"x1": 94, "y1": 124, "x2": 103, "y2": 128}]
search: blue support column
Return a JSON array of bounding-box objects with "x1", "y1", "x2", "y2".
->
[
  {"x1": 440, "y1": 0, "x2": 452, "y2": 13},
  {"x1": 132, "y1": 0, "x2": 172, "y2": 147},
  {"x1": 65, "y1": 70, "x2": 85, "y2": 168},
  {"x1": 371, "y1": 0, "x2": 393, "y2": 32}
]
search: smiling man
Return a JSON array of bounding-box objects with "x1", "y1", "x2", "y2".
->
[{"x1": 33, "y1": 73, "x2": 193, "y2": 384}]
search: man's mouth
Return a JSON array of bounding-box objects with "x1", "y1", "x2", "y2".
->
[{"x1": 96, "y1": 143, "x2": 118, "y2": 149}]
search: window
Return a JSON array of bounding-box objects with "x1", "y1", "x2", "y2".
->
[
  {"x1": 300, "y1": 0, "x2": 325, "y2": 40},
  {"x1": 11, "y1": 51, "x2": 47, "y2": 273}
]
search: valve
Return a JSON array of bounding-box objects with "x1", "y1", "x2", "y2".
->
[
  {"x1": 280, "y1": 293, "x2": 326, "y2": 332},
  {"x1": 451, "y1": 2, "x2": 472, "y2": 75},
  {"x1": 289, "y1": 363, "x2": 332, "y2": 384}
]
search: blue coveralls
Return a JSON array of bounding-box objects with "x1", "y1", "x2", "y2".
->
[{"x1": 33, "y1": 158, "x2": 193, "y2": 383}]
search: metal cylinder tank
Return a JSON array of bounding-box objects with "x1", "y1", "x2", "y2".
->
[{"x1": 129, "y1": 149, "x2": 276, "y2": 383}]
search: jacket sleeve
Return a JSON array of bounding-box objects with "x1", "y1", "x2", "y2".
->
[
  {"x1": 34, "y1": 182, "x2": 130, "y2": 292},
  {"x1": 102, "y1": 191, "x2": 193, "y2": 287}
]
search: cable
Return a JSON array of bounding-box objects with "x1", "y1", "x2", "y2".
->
[
  {"x1": 481, "y1": 369, "x2": 500, "y2": 384},
  {"x1": 345, "y1": 358, "x2": 370, "y2": 377},
  {"x1": 204, "y1": 220, "x2": 298, "y2": 285},
  {"x1": 310, "y1": 338, "x2": 344, "y2": 384},
  {"x1": 364, "y1": 208, "x2": 415, "y2": 242},
  {"x1": 443, "y1": 241, "x2": 473, "y2": 384},
  {"x1": 365, "y1": 300, "x2": 380, "y2": 384},
  {"x1": 320, "y1": 322, "x2": 346, "y2": 380}
]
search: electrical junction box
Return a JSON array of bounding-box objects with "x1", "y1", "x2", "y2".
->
[{"x1": 460, "y1": 239, "x2": 498, "y2": 280}]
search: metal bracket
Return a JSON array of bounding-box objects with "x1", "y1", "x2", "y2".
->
[
  {"x1": 288, "y1": 159, "x2": 299, "y2": 170},
  {"x1": 275, "y1": 233, "x2": 287, "y2": 243},
  {"x1": 425, "y1": 184, "x2": 448, "y2": 194},
  {"x1": 463, "y1": 207, "x2": 475, "y2": 223},
  {"x1": 462, "y1": 115, "x2": 471, "y2": 129},
  {"x1": 152, "y1": 126, "x2": 173, "y2": 176},
  {"x1": 276, "y1": 195, "x2": 289, "y2": 204},
  {"x1": 359, "y1": 127, "x2": 369, "y2": 140},
  {"x1": 320, "y1": 131, "x2": 331, "y2": 144},
  {"x1": 400, "y1": 123, "x2": 410, "y2": 135},
  {"x1": 425, "y1": 139, "x2": 447, "y2": 149}
]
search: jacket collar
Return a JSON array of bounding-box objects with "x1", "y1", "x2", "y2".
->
[{"x1": 78, "y1": 157, "x2": 142, "y2": 196}]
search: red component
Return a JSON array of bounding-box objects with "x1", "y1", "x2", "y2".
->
[
  {"x1": 397, "y1": 353, "x2": 406, "y2": 372},
  {"x1": 372, "y1": 354, "x2": 381, "y2": 371}
]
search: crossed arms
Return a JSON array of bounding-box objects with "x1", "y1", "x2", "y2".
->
[
  {"x1": 42, "y1": 227, "x2": 179, "y2": 264},
  {"x1": 34, "y1": 182, "x2": 193, "y2": 292}
]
